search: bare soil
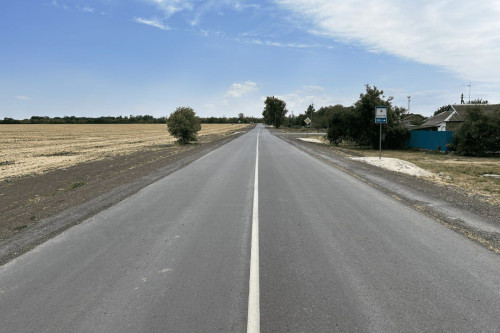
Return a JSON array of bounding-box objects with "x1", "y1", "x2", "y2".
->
[{"x1": 0, "y1": 127, "x2": 252, "y2": 247}]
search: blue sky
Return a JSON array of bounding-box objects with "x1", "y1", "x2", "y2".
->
[{"x1": 1, "y1": 0, "x2": 499, "y2": 119}]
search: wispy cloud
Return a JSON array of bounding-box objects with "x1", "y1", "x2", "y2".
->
[
  {"x1": 240, "y1": 37, "x2": 333, "y2": 50},
  {"x1": 133, "y1": 17, "x2": 170, "y2": 30},
  {"x1": 16, "y1": 96, "x2": 31, "y2": 100},
  {"x1": 140, "y1": 0, "x2": 195, "y2": 18},
  {"x1": 225, "y1": 81, "x2": 258, "y2": 98},
  {"x1": 138, "y1": 0, "x2": 261, "y2": 26},
  {"x1": 76, "y1": 5, "x2": 95, "y2": 14},
  {"x1": 276, "y1": 0, "x2": 500, "y2": 84}
]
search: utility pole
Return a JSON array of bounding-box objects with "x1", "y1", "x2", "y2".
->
[{"x1": 407, "y1": 96, "x2": 411, "y2": 113}]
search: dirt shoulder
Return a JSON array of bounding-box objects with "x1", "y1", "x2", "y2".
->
[
  {"x1": 272, "y1": 130, "x2": 500, "y2": 254},
  {"x1": 0, "y1": 127, "x2": 253, "y2": 265}
]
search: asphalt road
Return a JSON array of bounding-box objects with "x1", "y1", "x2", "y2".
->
[{"x1": 1, "y1": 125, "x2": 499, "y2": 332}]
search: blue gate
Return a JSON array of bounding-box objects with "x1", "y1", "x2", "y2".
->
[{"x1": 404, "y1": 130, "x2": 454, "y2": 151}]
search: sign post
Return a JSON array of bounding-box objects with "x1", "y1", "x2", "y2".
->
[
  {"x1": 375, "y1": 106, "x2": 387, "y2": 160},
  {"x1": 304, "y1": 117, "x2": 311, "y2": 138}
]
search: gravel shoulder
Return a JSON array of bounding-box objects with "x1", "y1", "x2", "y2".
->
[
  {"x1": 272, "y1": 130, "x2": 500, "y2": 254},
  {"x1": 0, "y1": 127, "x2": 253, "y2": 265}
]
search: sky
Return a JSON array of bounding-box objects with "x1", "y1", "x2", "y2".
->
[{"x1": 1, "y1": 0, "x2": 500, "y2": 119}]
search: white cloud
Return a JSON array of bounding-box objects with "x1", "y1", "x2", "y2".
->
[
  {"x1": 276, "y1": 0, "x2": 500, "y2": 84},
  {"x1": 133, "y1": 17, "x2": 170, "y2": 30},
  {"x1": 225, "y1": 81, "x2": 258, "y2": 98},
  {"x1": 16, "y1": 96, "x2": 31, "y2": 100}
]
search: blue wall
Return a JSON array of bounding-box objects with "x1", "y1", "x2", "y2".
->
[{"x1": 404, "y1": 130, "x2": 454, "y2": 151}]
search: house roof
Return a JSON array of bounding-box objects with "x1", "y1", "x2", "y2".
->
[
  {"x1": 411, "y1": 104, "x2": 500, "y2": 130},
  {"x1": 413, "y1": 110, "x2": 453, "y2": 129},
  {"x1": 400, "y1": 114, "x2": 426, "y2": 129},
  {"x1": 449, "y1": 104, "x2": 500, "y2": 121}
]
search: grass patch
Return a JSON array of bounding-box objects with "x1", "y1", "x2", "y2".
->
[
  {"x1": 0, "y1": 160, "x2": 15, "y2": 166},
  {"x1": 70, "y1": 181, "x2": 86, "y2": 189}
]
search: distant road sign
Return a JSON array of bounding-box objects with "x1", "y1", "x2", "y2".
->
[
  {"x1": 304, "y1": 117, "x2": 311, "y2": 125},
  {"x1": 375, "y1": 106, "x2": 387, "y2": 124}
]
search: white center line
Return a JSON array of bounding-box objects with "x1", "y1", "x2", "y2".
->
[{"x1": 247, "y1": 128, "x2": 260, "y2": 333}]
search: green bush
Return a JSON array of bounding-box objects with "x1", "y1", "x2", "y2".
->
[
  {"x1": 166, "y1": 107, "x2": 201, "y2": 144},
  {"x1": 451, "y1": 107, "x2": 500, "y2": 156}
]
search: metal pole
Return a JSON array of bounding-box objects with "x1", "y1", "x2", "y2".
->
[{"x1": 379, "y1": 123, "x2": 382, "y2": 160}]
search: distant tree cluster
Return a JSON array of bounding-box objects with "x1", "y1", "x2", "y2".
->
[
  {"x1": 469, "y1": 98, "x2": 488, "y2": 105},
  {"x1": 200, "y1": 115, "x2": 261, "y2": 124},
  {"x1": 0, "y1": 115, "x2": 166, "y2": 124},
  {"x1": 0, "y1": 114, "x2": 262, "y2": 125}
]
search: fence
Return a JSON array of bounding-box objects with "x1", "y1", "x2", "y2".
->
[{"x1": 404, "y1": 130, "x2": 454, "y2": 152}]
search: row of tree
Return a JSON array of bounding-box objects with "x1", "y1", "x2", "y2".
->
[{"x1": 0, "y1": 115, "x2": 258, "y2": 125}]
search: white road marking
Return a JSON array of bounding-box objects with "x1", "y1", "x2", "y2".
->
[{"x1": 247, "y1": 128, "x2": 260, "y2": 333}]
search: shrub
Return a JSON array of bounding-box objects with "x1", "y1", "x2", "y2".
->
[
  {"x1": 166, "y1": 107, "x2": 201, "y2": 144},
  {"x1": 451, "y1": 107, "x2": 500, "y2": 156}
]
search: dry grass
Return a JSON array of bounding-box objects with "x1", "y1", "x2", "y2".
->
[
  {"x1": 0, "y1": 124, "x2": 249, "y2": 180},
  {"x1": 335, "y1": 144, "x2": 500, "y2": 205}
]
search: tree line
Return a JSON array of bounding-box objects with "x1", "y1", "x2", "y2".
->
[{"x1": 0, "y1": 115, "x2": 259, "y2": 125}]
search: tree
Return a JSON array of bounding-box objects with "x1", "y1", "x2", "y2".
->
[
  {"x1": 238, "y1": 113, "x2": 245, "y2": 123},
  {"x1": 166, "y1": 107, "x2": 201, "y2": 144},
  {"x1": 306, "y1": 104, "x2": 315, "y2": 128},
  {"x1": 450, "y1": 107, "x2": 499, "y2": 156},
  {"x1": 352, "y1": 85, "x2": 394, "y2": 148},
  {"x1": 327, "y1": 109, "x2": 349, "y2": 145},
  {"x1": 469, "y1": 98, "x2": 488, "y2": 105},
  {"x1": 262, "y1": 96, "x2": 288, "y2": 128}
]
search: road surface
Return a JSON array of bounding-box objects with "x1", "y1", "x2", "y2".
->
[{"x1": 1, "y1": 125, "x2": 499, "y2": 332}]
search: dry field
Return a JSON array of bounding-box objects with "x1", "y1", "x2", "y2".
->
[{"x1": 0, "y1": 124, "x2": 248, "y2": 181}]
